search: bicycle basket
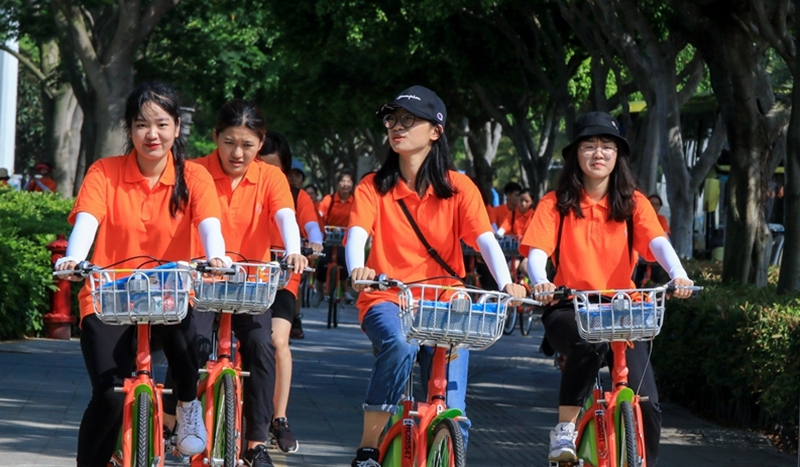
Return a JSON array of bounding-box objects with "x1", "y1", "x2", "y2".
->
[
  {"x1": 193, "y1": 262, "x2": 281, "y2": 314},
  {"x1": 572, "y1": 288, "x2": 666, "y2": 342},
  {"x1": 323, "y1": 226, "x2": 345, "y2": 247},
  {"x1": 397, "y1": 284, "x2": 508, "y2": 350},
  {"x1": 90, "y1": 263, "x2": 192, "y2": 325}
]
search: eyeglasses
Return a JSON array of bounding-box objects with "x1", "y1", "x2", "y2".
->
[
  {"x1": 383, "y1": 113, "x2": 417, "y2": 130},
  {"x1": 578, "y1": 144, "x2": 618, "y2": 159}
]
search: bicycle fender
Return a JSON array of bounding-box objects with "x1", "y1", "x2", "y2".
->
[{"x1": 426, "y1": 408, "x2": 464, "y2": 442}]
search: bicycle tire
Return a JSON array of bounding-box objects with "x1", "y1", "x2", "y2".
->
[
  {"x1": 222, "y1": 373, "x2": 237, "y2": 467},
  {"x1": 327, "y1": 265, "x2": 339, "y2": 329},
  {"x1": 134, "y1": 392, "x2": 150, "y2": 467},
  {"x1": 503, "y1": 306, "x2": 517, "y2": 335},
  {"x1": 620, "y1": 400, "x2": 641, "y2": 467},
  {"x1": 427, "y1": 418, "x2": 466, "y2": 467},
  {"x1": 520, "y1": 309, "x2": 534, "y2": 336}
]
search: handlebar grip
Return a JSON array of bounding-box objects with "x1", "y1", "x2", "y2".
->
[
  {"x1": 300, "y1": 247, "x2": 324, "y2": 257},
  {"x1": 195, "y1": 262, "x2": 236, "y2": 275},
  {"x1": 666, "y1": 284, "x2": 703, "y2": 297}
]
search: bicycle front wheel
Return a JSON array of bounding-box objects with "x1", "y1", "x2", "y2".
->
[
  {"x1": 134, "y1": 392, "x2": 151, "y2": 467},
  {"x1": 619, "y1": 400, "x2": 641, "y2": 467},
  {"x1": 502, "y1": 306, "x2": 517, "y2": 335},
  {"x1": 213, "y1": 373, "x2": 238, "y2": 467},
  {"x1": 427, "y1": 418, "x2": 466, "y2": 467}
]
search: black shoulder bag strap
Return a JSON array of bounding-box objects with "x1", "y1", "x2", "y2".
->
[
  {"x1": 397, "y1": 199, "x2": 462, "y2": 280},
  {"x1": 325, "y1": 193, "x2": 336, "y2": 223},
  {"x1": 290, "y1": 186, "x2": 301, "y2": 209}
]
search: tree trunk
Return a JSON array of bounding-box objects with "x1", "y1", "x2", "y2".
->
[
  {"x1": 48, "y1": 88, "x2": 82, "y2": 196},
  {"x1": 462, "y1": 117, "x2": 502, "y2": 204}
]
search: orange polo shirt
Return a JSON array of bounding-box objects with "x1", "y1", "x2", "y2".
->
[
  {"x1": 519, "y1": 190, "x2": 665, "y2": 290},
  {"x1": 499, "y1": 207, "x2": 535, "y2": 237},
  {"x1": 347, "y1": 171, "x2": 492, "y2": 322},
  {"x1": 190, "y1": 151, "x2": 294, "y2": 263},
  {"x1": 270, "y1": 188, "x2": 320, "y2": 297},
  {"x1": 319, "y1": 192, "x2": 354, "y2": 227},
  {"x1": 491, "y1": 203, "x2": 511, "y2": 226},
  {"x1": 70, "y1": 151, "x2": 221, "y2": 321}
]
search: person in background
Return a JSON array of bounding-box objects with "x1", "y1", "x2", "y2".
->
[
  {"x1": 648, "y1": 194, "x2": 670, "y2": 237},
  {"x1": 496, "y1": 188, "x2": 536, "y2": 237},
  {"x1": 305, "y1": 183, "x2": 321, "y2": 214},
  {"x1": 0, "y1": 168, "x2": 10, "y2": 186},
  {"x1": 491, "y1": 181, "x2": 522, "y2": 231},
  {"x1": 310, "y1": 170, "x2": 356, "y2": 307},
  {"x1": 288, "y1": 159, "x2": 305, "y2": 189},
  {"x1": 26, "y1": 162, "x2": 57, "y2": 193}
]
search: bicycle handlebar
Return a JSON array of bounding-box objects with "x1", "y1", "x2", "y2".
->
[
  {"x1": 534, "y1": 284, "x2": 704, "y2": 300},
  {"x1": 52, "y1": 260, "x2": 97, "y2": 278}
]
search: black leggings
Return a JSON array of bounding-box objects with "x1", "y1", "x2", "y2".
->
[
  {"x1": 77, "y1": 313, "x2": 199, "y2": 467},
  {"x1": 542, "y1": 304, "x2": 662, "y2": 466},
  {"x1": 164, "y1": 310, "x2": 276, "y2": 442}
]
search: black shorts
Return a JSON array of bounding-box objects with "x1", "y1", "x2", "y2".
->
[{"x1": 271, "y1": 289, "x2": 296, "y2": 323}]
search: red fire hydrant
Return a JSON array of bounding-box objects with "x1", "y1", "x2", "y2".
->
[{"x1": 43, "y1": 234, "x2": 76, "y2": 339}]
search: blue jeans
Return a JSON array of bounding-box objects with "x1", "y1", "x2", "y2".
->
[{"x1": 361, "y1": 302, "x2": 471, "y2": 447}]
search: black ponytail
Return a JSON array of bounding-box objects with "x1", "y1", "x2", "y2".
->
[{"x1": 124, "y1": 82, "x2": 189, "y2": 218}]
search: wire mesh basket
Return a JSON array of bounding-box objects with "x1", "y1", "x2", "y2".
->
[
  {"x1": 193, "y1": 262, "x2": 282, "y2": 314},
  {"x1": 497, "y1": 236, "x2": 520, "y2": 257},
  {"x1": 397, "y1": 284, "x2": 509, "y2": 350},
  {"x1": 89, "y1": 263, "x2": 192, "y2": 325},
  {"x1": 324, "y1": 226, "x2": 345, "y2": 247},
  {"x1": 269, "y1": 250, "x2": 293, "y2": 289},
  {"x1": 572, "y1": 288, "x2": 666, "y2": 343}
]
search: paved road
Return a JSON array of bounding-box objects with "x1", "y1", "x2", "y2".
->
[{"x1": 0, "y1": 301, "x2": 794, "y2": 466}]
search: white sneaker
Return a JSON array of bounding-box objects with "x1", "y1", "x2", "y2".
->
[
  {"x1": 310, "y1": 289, "x2": 323, "y2": 308},
  {"x1": 176, "y1": 400, "x2": 207, "y2": 455},
  {"x1": 549, "y1": 422, "x2": 578, "y2": 461}
]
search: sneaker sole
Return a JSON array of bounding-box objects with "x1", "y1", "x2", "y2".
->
[
  {"x1": 270, "y1": 437, "x2": 300, "y2": 454},
  {"x1": 548, "y1": 450, "x2": 578, "y2": 462}
]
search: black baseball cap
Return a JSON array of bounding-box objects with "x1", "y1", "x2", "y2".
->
[
  {"x1": 562, "y1": 111, "x2": 630, "y2": 157},
  {"x1": 376, "y1": 85, "x2": 447, "y2": 127}
]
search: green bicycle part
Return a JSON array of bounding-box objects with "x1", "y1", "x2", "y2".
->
[
  {"x1": 427, "y1": 418, "x2": 466, "y2": 467},
  {"x1": 381, "y1": 409, "x2": 405, "y2": 467},
  {"x1": 426, "y1": 408, "x2": 464, "y2": 441},
  {"x1": 576, "y1": 393, "x2": 602, "y2": 466}
]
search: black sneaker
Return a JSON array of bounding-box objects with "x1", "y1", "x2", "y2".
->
[
  {"x1": 269, "y1": 417, "x2": 299, "y2": 453},
  {"x1": 242, "y1": 444, "x2": 275, "y2": 467},
  {"x1": 290, "y1": 317, "x2": 305, "y2": 339},
  {"x1": 351, "y1": 447, "x2": 381, "y2": 467}
]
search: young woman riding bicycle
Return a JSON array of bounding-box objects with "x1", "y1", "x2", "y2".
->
[
  {"x1": 181, "y1": 100, "x2": 307, "y2": 467},
  {"x1": 346, "y1": 85, "x2": 527, "y2": 467},
  {"x1": 54, "y1": 82, "x2": 228, "y2": 466},
  {"x1": 521, "y1": 111, "x2": 693, "y2": 466}
]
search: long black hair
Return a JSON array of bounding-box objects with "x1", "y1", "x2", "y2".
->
[
  {"x1": 260, "y1": 131, "x2": 292, "y2": 174},
  {"x1": 124, "y1": 82, "x2": 188, "y2": 218},
  {"x1": 215, "y1": 99, "x2": 267, "y2": 143},
  {"x1": 556, "y1": 135, "x2": 638, "y2": 222},
  {"x1": 373, "y1": 132, "x2": 457, "y2": 198}
]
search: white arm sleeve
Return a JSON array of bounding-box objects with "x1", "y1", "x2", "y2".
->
[
  {"x1": 649, "y1": 236, "x2": 689, "y2": 280},
  {"x1": 496, "y1": 227, "x2": 506, "y2": 236},
  {"x1": 198, "y1": 217, "x2": 228, "y2": 264},
  {"x1": 275, "y1": 208, "x2": 302, "y2": 255},
  {"x1": 527, "y1": 248, "x2": 550, "y2": 285},
  {"x1": 346, "y1": 226, "x2": 369, "y2": 274},
  {"x1": 304, "y1": 221, "x2": 324, "y2": 244},
  {"x1": 476, "y1": 232, "x2": 512, "y2": 291},
  {"x1": 56, "y1": 212, "x2": 99, "y2": 267}
]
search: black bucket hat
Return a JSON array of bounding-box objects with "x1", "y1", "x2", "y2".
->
[
  {"x1": 375, "y1": 85, "x2": 447, "y2": 127},
  {"x1": 562, "y1": 111, "x2": 630, "y2": 157}
]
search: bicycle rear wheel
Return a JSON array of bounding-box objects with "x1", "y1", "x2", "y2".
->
[
  {"x1": 134, "y1": 392, "x2": 151, "y2": 467},
  {"x1": 502, "y1": 306, "x2": 517, "y2": 335},
  {"x1": 619, "y1": 401, "x2": 641, "y2": 467},
  {"x1": 327, "y1": 266, "x2": 339, "y2": 329},
  {"x1": 427, "y1": 418, "x2": 466, "y2": 467}
]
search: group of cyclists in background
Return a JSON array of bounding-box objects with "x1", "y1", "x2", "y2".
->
[{"x1": 51, "y1": 80, "x2": 693, "y2": 467}]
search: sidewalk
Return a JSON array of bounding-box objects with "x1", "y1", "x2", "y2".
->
[{"x1": 0, "y1": 301, "x2": 794, "y2": 466}]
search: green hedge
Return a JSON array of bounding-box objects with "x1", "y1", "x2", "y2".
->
[
  {"x1": 653, "y1": 261, "x2": 800, "y2": 450},
  {"x1": 0, "y1": 187, "x2": 74, "y2": 339}
]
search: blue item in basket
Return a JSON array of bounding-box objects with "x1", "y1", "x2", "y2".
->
[
  {"x1": 579, "y1": 302, "x2": 656, "y2": 330},
  {"x1": 102, "y1": 262, "x2": 184, "y2": 291},
  {"x1": 100, "y1": 262, "x2": 184, "y2": 315},
  {"x1": 416, "y1": 300, "x2": 501, "y2": 335}
]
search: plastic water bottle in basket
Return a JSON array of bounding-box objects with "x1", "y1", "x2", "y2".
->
[
  {"x1": 193, "y1": 262, "x2": 281, "y2": 314},
  {"x1": 574, "y1": 288, "x2": 665, "y2": 342}
]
